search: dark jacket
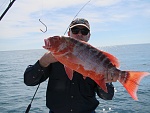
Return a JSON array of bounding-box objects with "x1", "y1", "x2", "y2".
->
[{"x1": 24, "y1": 61, "x2": 114, "y2": 113}]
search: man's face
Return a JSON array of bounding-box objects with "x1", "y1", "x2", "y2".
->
[{"x1": 68, "y1": 26, "x2": 90, "y2": 42}]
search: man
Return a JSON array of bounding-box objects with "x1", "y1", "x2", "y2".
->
[{"x1": 24, "y1": 18, "x2": 117, "y2": 113}]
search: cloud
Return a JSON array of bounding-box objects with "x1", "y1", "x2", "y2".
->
[
  {"x1": 0, "y1": 0, "x2": 90, "y2": 41},
  {"x1": 0, "y1": 0, "x2": 150, "y2": 51},
  {"x1": 91, "y1": 0, "x2": 122, "y2": 6}
]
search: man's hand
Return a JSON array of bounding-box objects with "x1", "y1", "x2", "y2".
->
[
  {"x1": 39, "y1": 51, "x2": 57, "y2": 67},
  {"x1": 104, "y1": 70, "x2": 119, "y2": 83}
]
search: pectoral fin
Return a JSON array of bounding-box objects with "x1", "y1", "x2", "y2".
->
[
  {"x1": 64, "y1": 66, "x2": 74, "y2": 80},
  {"x1": 102, "y1": 51, "x2": 120, "y2": 68},
  {"x1": 94, "y1": 79, "x2": 108, "y2": 93}
]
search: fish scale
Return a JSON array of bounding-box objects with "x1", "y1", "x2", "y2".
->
[
  {"x1": 72, "y1": 38, "x2": 109, "y2": 72},
  {"x1": 74, "y1": 42, "x2": 102, "y2": 75}
]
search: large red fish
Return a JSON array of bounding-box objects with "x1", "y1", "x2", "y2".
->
[{"x1": 43, "y1": 36, "x2": 149, "y2": 100}]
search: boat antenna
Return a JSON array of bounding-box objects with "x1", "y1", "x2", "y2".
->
[{"x1": 63, "y1": 0, "x2": 91, "y2": 35}]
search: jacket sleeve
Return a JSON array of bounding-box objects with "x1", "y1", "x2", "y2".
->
[
  {"x1": 24, "y1": 60, "x2": 50, "y2": 86},
  {"x1": 96, "y1": 83, "x2": 114, "y2": 100}
]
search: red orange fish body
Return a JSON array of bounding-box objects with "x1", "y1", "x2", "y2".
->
[{"x1": 43, "y1": 36, "x2": 149, "y2": 100}]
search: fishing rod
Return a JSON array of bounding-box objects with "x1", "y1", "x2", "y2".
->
[
  {"x1": 25, "y1": 84, "x2": 40, "y2": 113},
  {"x1": 25, "y1": 0, "x2": 91, "y2": 113},
  {"x1": 0, "y1": 0, "x2": 16, "y2": 21}
]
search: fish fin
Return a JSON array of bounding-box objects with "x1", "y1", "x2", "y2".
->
[
  {"x1": 95, "y1": 79, "x2": 108, "y2": 93},
  {"x1": 118, "y1": 71, "x2": 150, "y2": 100},
  {"x1": 102, "y1": 51, "x2": 120, "y2": 68},
  {"x1": 82, "y1": 41, "x2": 120, "y2": 68},
  {"x1": 83, "y1": 76, "x2": 87, "y2": 79},
  {"x1": 64, "y1": 66, "x2": 74, "y2": 80}
]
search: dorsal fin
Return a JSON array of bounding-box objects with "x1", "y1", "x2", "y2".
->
[
  {"x1": 102, "y1": 51, "x2": 120, "y2": 68},
  {"x1": 82, "y1": 41, "x2": 120, "y2": 68}
]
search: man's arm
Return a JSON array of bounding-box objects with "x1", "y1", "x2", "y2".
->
[
  {"x1": 96, "y1": 83, "x2": 114, "y2": 100},
  {"x1": 24, "y1": 61, "x2": 49, "y2": 86},
  {"x1": 24, "y1": 51, "x2": 57, "y2": 86}
]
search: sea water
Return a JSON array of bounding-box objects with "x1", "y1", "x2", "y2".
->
[{"x1": 0, "y1": 43, "x2": 150, "y2": 113}]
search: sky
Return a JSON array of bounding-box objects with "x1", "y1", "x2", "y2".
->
[{"x1": 0, "y1": 0, "x2": 150, "y2": 51}]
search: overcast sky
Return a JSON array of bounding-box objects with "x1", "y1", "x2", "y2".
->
[{"x1": 0, "y1": 0, "x2": 150, "y2": 51}]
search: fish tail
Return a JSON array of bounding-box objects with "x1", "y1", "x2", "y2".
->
[{"x1": 118, "y1": 71, "x2": 150, "y2": 100}]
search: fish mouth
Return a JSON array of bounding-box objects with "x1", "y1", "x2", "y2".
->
[{"x1": 43, "y1": 39, "x2": 51, "y2": 49}]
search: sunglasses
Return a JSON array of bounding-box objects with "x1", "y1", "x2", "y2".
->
[{"x1": 71, "y1": 27, "x2": 90, "y2": 35}]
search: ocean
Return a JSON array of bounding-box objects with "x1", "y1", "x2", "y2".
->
[{"x1": 0, "y1": 43, "x2": 150, "y2": 113}]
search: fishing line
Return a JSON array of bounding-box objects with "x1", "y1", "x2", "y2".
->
[
  {"x1": 0, "y1": 0, "x2": 8, "y2": 12},
  {"x1": 64, "y1": 0, "x2": 91, "y2": 35},
  {"x1": 39, "y1": 0, "x2": 47, "y2": 33}
]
